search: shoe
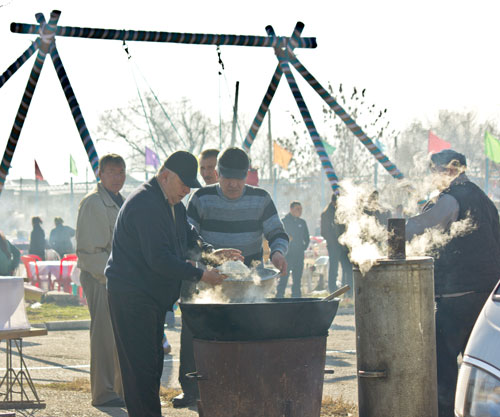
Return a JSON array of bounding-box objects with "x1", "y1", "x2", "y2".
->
[
  {"x1": 172, "y1": 392, "x2": 198, "y2": 408},
  {"x1": 95, "y1": 398, "x2": 126, "y2": 407},
  {"x1": 163, "y1": 344, "x2": 172, "y2": 355}
]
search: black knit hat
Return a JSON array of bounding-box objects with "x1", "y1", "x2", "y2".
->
[
  {"x1": 430, "y1": 149, "x2": 467, "y2": 168},
  {"x1": 217, "y1": 147, "x2": 249, "y2": 179},
  {"x1": 164, "y1": 151, "x2": 202, "y2": 188}
]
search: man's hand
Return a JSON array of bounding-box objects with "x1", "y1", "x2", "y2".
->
[
  {"x1": 271, "y1": 252, "x2": 287, "y2": 276},
  {"x1": 212, "y1": 248, "x2": 244, "y2": 263},
  {"x1": 200, "y1": 269, "x2": 227, "y2": 286}
]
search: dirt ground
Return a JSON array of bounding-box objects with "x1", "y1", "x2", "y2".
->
[{"x1": 0, "y1": 308, "x2": 357, "y2": 417}]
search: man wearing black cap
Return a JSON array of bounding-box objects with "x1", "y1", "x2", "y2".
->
[
  {"x1": 105, "y1": 151, "x2": 241, "y2": 417},
  {"x1": 173, "y1": 147, "x2": 288, "y2": 407},
  {"x1": 188, "y1": 146, "x2": 288, "y2": 273},
  {"x1": 406, "y1": 149, "x2": 500, "y2": 417}
]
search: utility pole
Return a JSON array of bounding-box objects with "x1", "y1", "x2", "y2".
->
[
  {"x1": 268, "y1": 110, "x2": 273, "y2": 181},
  {"x1": 231, "y1": 81, "x2": 239, "y2": 147}
]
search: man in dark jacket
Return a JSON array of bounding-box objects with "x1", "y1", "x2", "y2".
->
[
  {"x1": 406, "y1": 149, "x2": 500, "y2": 417},
  {"x1": 105, "y1": 151, "x2": 240, "y2": 417},
  {"x1": 277, "y1": 201, "x2": 309, "y2": 298},
  {"x1": 321, "y1": 194, "x2": 353, "y2": 295}
]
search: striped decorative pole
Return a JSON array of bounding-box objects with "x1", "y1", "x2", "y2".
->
[
  {"x1": 0, "y1": 11, "x2": 60, "y2": 193},
  {"x1": 11, "y1": 20, "x2": 317, "y2": 49},
  {"x1": 242, "y1": 22, "x2": 304, "y2": 151},
  {"x1": 49, "y1": 43, "x2": 99, "y2": 177},
  {"x1": 269, "y1": 27, "x2": 340, "y2": 193},
  {"x1": 286, "y1": 47, "x2": 404, "y2": 180},
  {"x1": 0, "y1": 39, "x2": 40, "y2": 88}
]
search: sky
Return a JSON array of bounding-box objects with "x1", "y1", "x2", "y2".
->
[{"x1": 1, "y1": 0, "x2": 500, "y2": 184}]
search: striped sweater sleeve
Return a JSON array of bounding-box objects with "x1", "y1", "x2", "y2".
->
[
  {"x1": 261, "y1": 194, "x2": 289, "y2": 256},
  {"x1": 186, "y1": 193, "x2": 202, "y2": 232}
]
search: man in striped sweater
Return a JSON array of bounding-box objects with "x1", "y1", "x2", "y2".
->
[
  {"x1": 187, "y1": 147, "x2": 289, "y2": 271},
  {"x1": 171, "y1": 148, "x2": 289, "y2": 408}
]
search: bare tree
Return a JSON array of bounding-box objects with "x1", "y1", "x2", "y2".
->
[
  {"x1": 278, "y1": 84, "x2": 398, "y2": 182},
  {"x1": 97, "y1": 94, "x2": 231, "y2": 172}
]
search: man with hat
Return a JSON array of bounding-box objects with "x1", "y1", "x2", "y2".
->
[
  {"x1": 105, "y1": 151, "x2": 241, "y2": 417},
  {"x1": 171, "y1": 147, "x2": 288, "y2": 408},
  {"x1": 406, "y1": 149, "x2": 500, "y2": 417},
  {"x1": 187, "y1": 147, "x2": 288, "y2": 270}
]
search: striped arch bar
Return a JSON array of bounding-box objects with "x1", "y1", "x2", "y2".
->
[
  {"x1": 0, "y1": 11, "x2": 60, "y2": 192},
  {"x1": 11, "y1": 17, "x2": 317, "y2": 49},
  {"x1": 50, "y1": 43, "x2": 99, "y2": 178},
  {"x1": 286, "y1": 47, "x2": 404, "y2": 180},
  {"x1": 0, "y1": 39, "x2": 40, "y2": 88},
  {"x1": 242, "y1": 22, "x2": 305, "y2": 151},
  {"x1": 270, "y1": 31, "x2": 339, "y2": 193}
]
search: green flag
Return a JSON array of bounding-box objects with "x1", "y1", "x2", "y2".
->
[
  {"x1": 485, "y1": 131, "x2": 500, "y2": 163},
  {"x1": 70, "y1": 154, "x2": 78, "y2": 175},
  {"x1": 323, "y1": 142, "x2": 336, "y2": 155}
]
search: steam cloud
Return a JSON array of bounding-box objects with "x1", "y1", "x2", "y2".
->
[{"x1": 334, "y1": 152, "x2": 475, "y2": 275}]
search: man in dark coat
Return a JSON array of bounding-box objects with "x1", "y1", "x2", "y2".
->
[
  {"x1": 321, "y1": 194, "x2": 353, "y2": 295},
  {"x1": 406, "y1": 149, "x2": 500, "y2": 417},
  {"x1": 277, "y1": 201, "x2": 309, "y2": 298},
  {"x1": 105, "y1": 151, "x2": 240, "y2": 417}
]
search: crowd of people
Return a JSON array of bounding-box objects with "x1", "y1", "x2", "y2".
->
[{"x1": 2, "y1": 146, "x2": 499, "y2": 417}]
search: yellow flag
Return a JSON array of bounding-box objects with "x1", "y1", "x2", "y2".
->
[{"x1": 273, "y1": 142, "x2": 293, "y2": 170}]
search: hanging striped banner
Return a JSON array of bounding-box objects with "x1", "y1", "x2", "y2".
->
[
  {"x1": 268, "y1": 27, "x2": 339, "y2": 193},
  {"x1": 0, "y1": 11, "x2": 60, "y2": 192},
  {"x1": 11, "y1": 18, "x2": 317, "y2": 49},
  {"x1": 286, "y1": 47, "x2": 403, "y2": 180},
  {"x1": 49, "y1": 43, "x2": 99, "y2": 178},
  {"x1": 0, "y1": 39, "x2": 40, "y2": 88},
  {"x1": 242, "y1": 22, "x2": 305, "y2": 151}
]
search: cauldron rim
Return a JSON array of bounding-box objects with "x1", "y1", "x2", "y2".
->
[{"x1": 180, "y1": 297, "x2": 335, "y2": 306}]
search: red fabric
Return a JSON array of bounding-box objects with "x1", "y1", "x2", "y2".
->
[
  {"x1": 428, "y1": 131, "x2": 451, "y2": 154},
  {"x1": 246, "y1": 168, "x2": 259, "y2": 186},
  {"x1": 34, "y1": 160, "x2": 44, "y2": 181}
]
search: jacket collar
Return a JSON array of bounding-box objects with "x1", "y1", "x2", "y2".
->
[{"x1": 97, "y1": 182, "x2": 122, "y2": 209}]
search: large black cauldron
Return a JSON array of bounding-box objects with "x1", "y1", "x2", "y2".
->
[{"x1": 179, "y1": 297, "x2": 339, "y2": 341}]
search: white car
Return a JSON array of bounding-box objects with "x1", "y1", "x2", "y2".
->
[{"x1": 455, "y1": 280, "x2": 500, "y2": 416}]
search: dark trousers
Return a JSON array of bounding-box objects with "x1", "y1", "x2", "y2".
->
[
  {"x1": 276, "y1": 256, "x2": 304, "y2": 298},
  {"x1": 108, "y1": 290, "x2": 167, "y2": 417},
  {"x1": 178, "y1": 317, "x2": 199, "y2": 397},
  {"x1": 327, "y1": 244, "x2": 353, "y2": 295},
  {"x1": 435, "y1": 292, "x2": 489, "y2": 417}
]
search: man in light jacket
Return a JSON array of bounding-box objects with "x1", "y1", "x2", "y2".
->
[{"x1": 76, "y1": 154, "x2": 126, "y2": 407}]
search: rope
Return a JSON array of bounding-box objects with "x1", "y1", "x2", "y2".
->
[
  {"x1": 123, "y1": 41, "x2": 163, "y2": 157},
  {"x1": 124, "y1": 43, "x2": 188, "y2": 149}
]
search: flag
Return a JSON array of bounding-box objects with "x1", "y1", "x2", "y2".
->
[
  {"x1": 273, "y1": 142, "x2": 293, "y2": 170},
  {"x1": 70, "y1": 154, "x2": 78, "y2": 176},
  {"x1": 323, "y1": 142, "x2": 336, "y2": 155},
  {"x1": 145, "y1": 146, "x2": 160, "y2": 169},
  {"x1": 484, "y1": 131, "x2": 500, "y2": 163},
  {"x1": 34, "y1": 160, "x2": 44, "y2": 181},
  {"x1": 428, "y1": 131, "x2": 451, "y2": 153}
]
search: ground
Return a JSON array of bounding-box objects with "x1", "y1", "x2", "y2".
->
[{"x1": 0, "y1": 308, "x2": 357, "y2": 417}]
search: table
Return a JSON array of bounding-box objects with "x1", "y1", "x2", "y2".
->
[
  {"x1": 28, "y1": 261, "x2": 77, "y2": 291},
  {"x1": 0, "y1": 328, "x2": 48, "y2": 409},
  {"x1": 28, "y1": 260, "x2": 76, "y2": 278}
]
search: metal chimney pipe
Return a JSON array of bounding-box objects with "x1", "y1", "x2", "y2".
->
[{"x1": 388, "y1": 218, "x2": 406, "y2": 259}]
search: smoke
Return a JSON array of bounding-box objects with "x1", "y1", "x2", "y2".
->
[
  {"x1": 192, "y1": 285, "x2": 230, "y2": 304},
  {"x1": 334, "y1": 152, "x2": 475, "y2": 275},
  {"x1": 192, "y1": 267, "x2": 275, "y2": 303},
  {"x1": 406, "y1": 214, "x2": 476, "y2": 257},
  {"x1": 335, "y1": 180, "x2": 386, "y2": 274}
]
